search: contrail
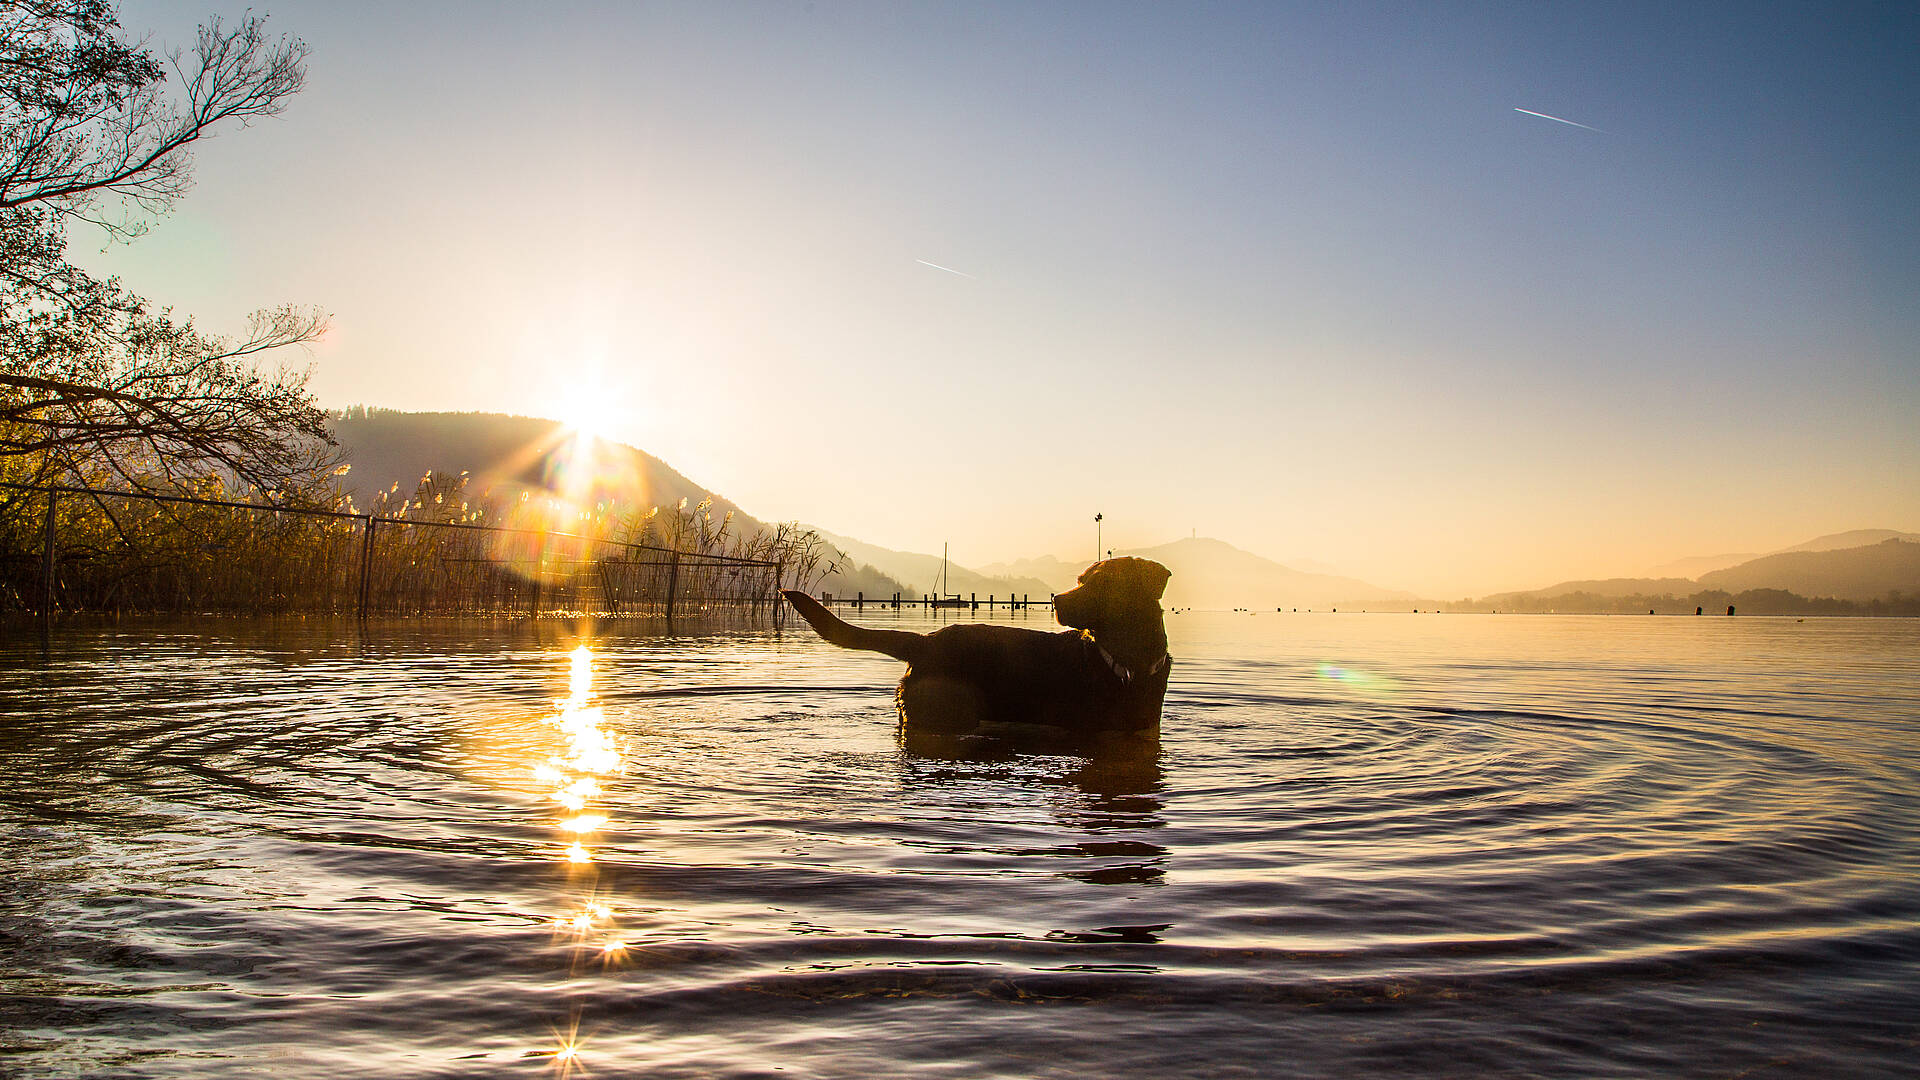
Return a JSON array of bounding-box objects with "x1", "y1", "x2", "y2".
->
[
  {"x1": 1513, "y1": 107, "x2": 1605, "y2": 133},
  {"x1": 916, "y1": 259, "x2": 976, "y2": 279}
]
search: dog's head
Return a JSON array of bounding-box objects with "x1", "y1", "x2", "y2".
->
[{"x1": 1054, "y1": 557, "x2": 1171, "y2": 633}]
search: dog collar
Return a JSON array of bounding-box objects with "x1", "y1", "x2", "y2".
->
[{"x1": 1094, "y1": 643, "x2": 1169, "y2": 686}]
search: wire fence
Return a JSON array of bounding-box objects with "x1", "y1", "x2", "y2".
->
[{"x1": 1, "y1": 483, "x2": 787, "y2": 620}]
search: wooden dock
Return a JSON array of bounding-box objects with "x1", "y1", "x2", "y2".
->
[{"x1": 814, "y1": 592, "x2": 1050, "y2": 611}]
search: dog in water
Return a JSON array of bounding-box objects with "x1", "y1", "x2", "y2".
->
[{"x1": 782, "y1": 556, "x2": 1171, "y2": 750}]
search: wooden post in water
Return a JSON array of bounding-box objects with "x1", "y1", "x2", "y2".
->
[
  {"x1": 664, "y1": 552, "x2": 680, "y2": 622},
  {"x1": 39, "y1": 491, "x2": 57, "y2": 628},
  {"x1": 357, "y1": 516, "x2": 376, "y2": 619}
]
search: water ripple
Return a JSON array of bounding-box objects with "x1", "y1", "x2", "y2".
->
[{"x1": 2, "y1": 614, "x2": 1917, "y2": 1077}]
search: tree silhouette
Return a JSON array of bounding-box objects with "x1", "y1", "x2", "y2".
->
[{"x1": 1, "y1": 1, "x2": 330, "y2": 497}]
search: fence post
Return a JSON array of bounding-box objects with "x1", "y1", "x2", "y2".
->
[
  {"x1": 40, "y1": 491, "x2": 57, "y2": 627},
  {"x1": 664, "y1": 551, "x2": 680, "y2": 621},
  {"x1": 771, "y1": 560, "x2": 783, "y2": 624},
  {"x1": 358, "y1": 516, "x2": 376, "y2": 619}
]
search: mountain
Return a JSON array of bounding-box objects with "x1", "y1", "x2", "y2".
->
[
  {"x1": 810, "y1": 530, "x2": 1054, "y2": 598},
  {"x1": 975, "y1": 555, "x2": 1083, "y2": 594},
  {"x1": 329, "y1": 408, "x2": 907, "y2": 598},
  {"x1": 1643, "y1": 529, "x2": 1920, "y2": 580},
  {"x1": 913, "y1": 537, "x2": 1418, "y2": 608},
  {"x1": 1462, "y1": 537, "x2": 1920, "y2": 612},
  {"x1": 1776, "y1": 529, "x2": 1920, "y2": 554},
  {"x1": 1697, "y1": 539, "x2": 1920, "y2": 601},
  {"x1": 333, "y1": 408, "x2": 757, "y2": 526},
  {"x1": 1644, "y1": 553, "x2": 1759, "y2": 579},
  {"x1": 1121, "y1": 536, "x2": 1418, "y2": 609},
  {"x1": 1487, "y1": 577, "x2": 1701, "y2": 603},
  {"x1": 329, "y1": 410, "x2": 1914, "y2": 611}
]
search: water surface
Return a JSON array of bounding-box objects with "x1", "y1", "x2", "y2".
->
[{"x1": 2, "y1": 611, "x2": 1916, "y2": 1077}]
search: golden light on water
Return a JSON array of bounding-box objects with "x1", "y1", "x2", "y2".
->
[
  {"x1": 544, "y1": 1014, "x2": 588, "y2": 1079},
  {"x1": 568, "y1": 645, "x2": 593, "y2": 701},
  {"x1": 531, "y1": 643, "x2": 634, "y2": 976},
  {"x1": 517, "y1": 643, "x2": 643, "y2": 1065},
  {"x1": 537, "y1": 650, "x2": 623, "y2": 868}
]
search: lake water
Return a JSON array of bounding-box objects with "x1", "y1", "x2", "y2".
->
[{"x1": 2, "y1": 610, "x2": 1917, "y2": 1078}]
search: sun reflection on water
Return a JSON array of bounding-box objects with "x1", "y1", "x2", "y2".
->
[{"x1": 529, "y1": 644, "x2": 633, "y2": 1065}]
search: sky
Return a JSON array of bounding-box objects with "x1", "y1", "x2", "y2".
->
[{"x1": 77, "y1": 1, "x2": 1919, "y2": 597}]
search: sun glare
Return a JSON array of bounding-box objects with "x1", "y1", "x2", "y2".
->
[{"x1": 559, "y1": 389, "x2": 615, "y2": 443}]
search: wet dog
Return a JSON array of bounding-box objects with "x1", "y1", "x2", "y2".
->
[{"x1": 782, "y1": 557, "x2": 1171, "y2": 750}]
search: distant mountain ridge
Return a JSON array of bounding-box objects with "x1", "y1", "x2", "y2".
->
[
  {"x1": 809, "y1": 530, "x2": 1055, "y2": 598},
  {"x1": 1644, "y1": 553, "x2": 1759, "y2": 579},
  {"x1": 986, "y1": 537, "x2": 1417, "y2": 609},
  {"x1": 330, "y1": 410, "x2": 1917, "y2": 611},
  {"x1": 1778, "y1": 529, "x2": 1920, "y2": 553},
  {"x1": 1643, "y1": 529, "x2": 1920, "y2": 579},
  {"x1": 1696, "y1": 539, "x2": 1920, "y2": 601},
  {"x1": 1124, "y1": 537, "x2": 1417, "y2": 609},
  {"x1": 1481, "y1": 537, "x2": 1920, "y2": 609}
]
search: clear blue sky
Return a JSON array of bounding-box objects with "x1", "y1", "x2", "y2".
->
[{"x1": 85, "y1": 1, "x2": 1919, "y2": 595}]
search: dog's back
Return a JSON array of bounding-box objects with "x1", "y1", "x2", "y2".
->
[
  {"x1": 781, "y1": 557, "x2": 1172, "y2": 747},
  {"x1": 894, "y1": 621, "x2": 1162, "y2": 737}
]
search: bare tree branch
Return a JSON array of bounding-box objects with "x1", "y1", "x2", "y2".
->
[
  {"x1": 1, "y1": 5, "x2": 329, "y2": 505},
  {"x1": 1, "y1": 3, "x2": 307, "y2": 237}
]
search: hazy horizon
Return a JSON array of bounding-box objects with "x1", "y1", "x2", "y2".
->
[
  {"x1": 77, "y1": 2, "x2": 1920, "y2": 599},
  {"x1": 332, "y1": 405, "x2": 1916, "y2": 600}
]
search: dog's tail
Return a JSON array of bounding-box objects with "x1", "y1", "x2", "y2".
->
[{"x1": 782, "y1": 590, "x2": 924, "y2": 663}]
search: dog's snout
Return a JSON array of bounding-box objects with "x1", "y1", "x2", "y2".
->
[{"x1": 1054, "y1": 585, "x2": 1092, "y2": 629}]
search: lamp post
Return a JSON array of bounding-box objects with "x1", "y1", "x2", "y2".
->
[{"x1": 1094, "y1": 513, "x2": 1102, "y2": 565}]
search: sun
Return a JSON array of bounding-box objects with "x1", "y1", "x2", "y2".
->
[{"x1": 556, "y1": 384, "x2": 617, "y2": 443}]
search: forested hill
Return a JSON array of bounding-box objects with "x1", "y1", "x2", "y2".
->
[
  {"x1": 1458, "y1": 538, "x2": 1920, "y2": 614},
  {"x1": 328, "y1": 408, "x2": 906, "y2": 597},
  {"x1": 1696, "y1": 539, "x2": 1920, "y2": 601},
  {"x1": 332, "y1": 408, "x2": 757, "y2": 530}
]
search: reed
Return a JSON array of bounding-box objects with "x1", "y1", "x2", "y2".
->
[{"x1": 2, "y1": 470, "x2": 826, "y2": 619}]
